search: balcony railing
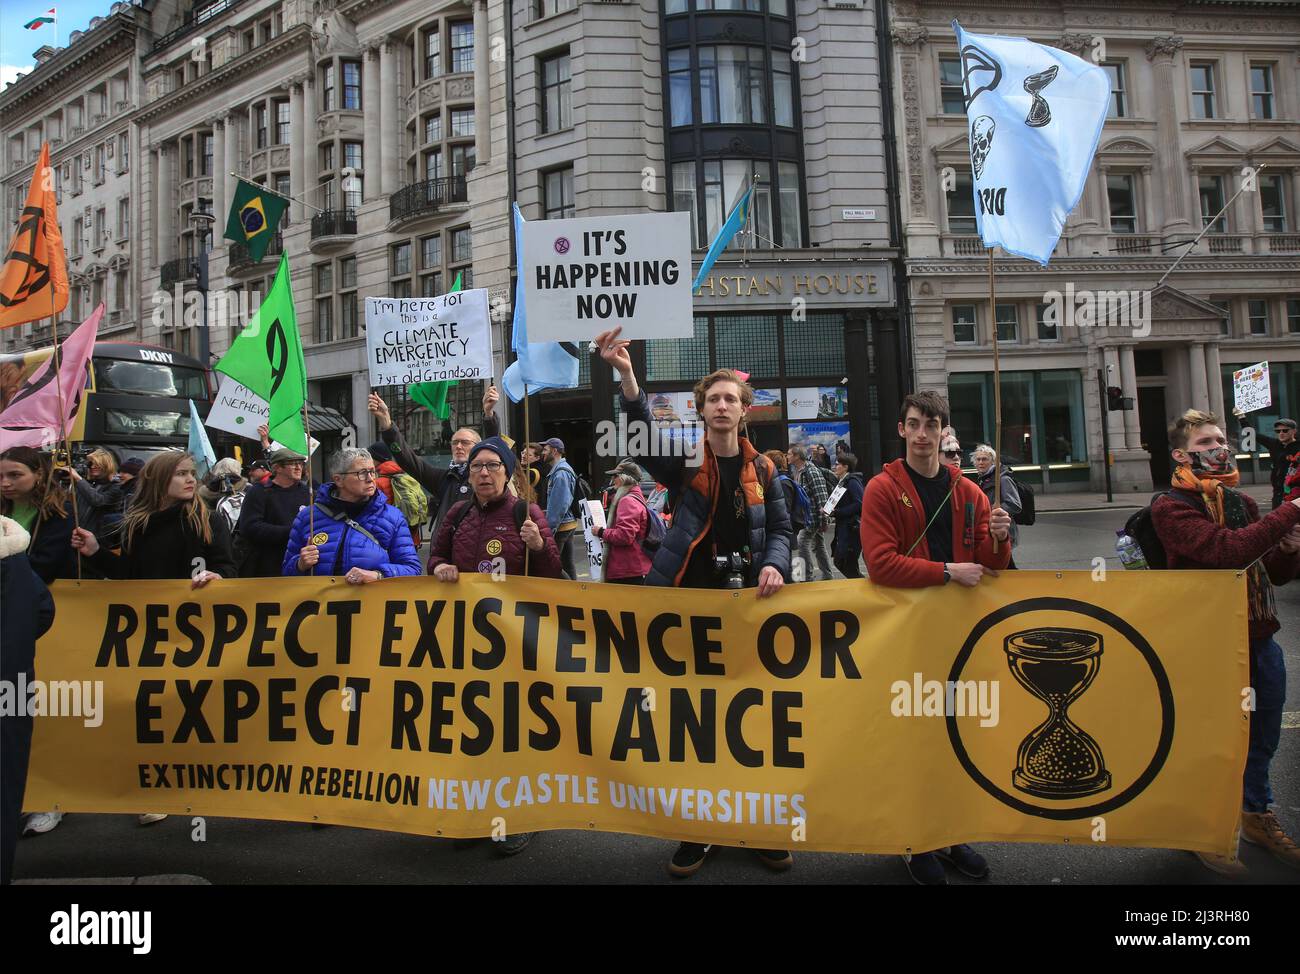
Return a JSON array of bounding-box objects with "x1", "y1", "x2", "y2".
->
[
  {"x1": 1111, "y1": 234, "x2": 1155, "y2": 255},
  {"x1": 160, "y1": 256, "x2": 201, "y2": 289},
  {"x1": 951, "y1": 235, "x2": 984, "y2": 256},
  {"x1": 1263, "y1": 233, "x2": 1300, "y2": 254},
  {"x1": 389, "y1": 175, "x2": 468, "y2": 224},
  {"x1": 152, "y1": 0, "x2": 246, "y2": 52},
  {"x1": 227, "y1": 232, "x2": 283, "y2": 270},
  {"x1": 310, "y1": 208, "x2": 357, "y2": 240},
  {"x1": 1207, "y1": 234, "x2": 1245, "y2": 254}
]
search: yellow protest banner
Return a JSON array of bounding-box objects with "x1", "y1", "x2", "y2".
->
[{"x1": 25, "y1": 571, "x2": 1247, "y2": 856}]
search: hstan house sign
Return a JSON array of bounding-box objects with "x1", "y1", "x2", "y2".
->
[{"x1": 691, "y1": 261, "x2": 894, "y2": 309}]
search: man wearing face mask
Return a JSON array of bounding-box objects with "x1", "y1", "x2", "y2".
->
[{"x1": 1152, "y1": 409, "x2": 1300, "y2": 875}]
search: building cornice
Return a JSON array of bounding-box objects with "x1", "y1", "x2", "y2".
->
[
  {"x1": 136, "y1": 26, "x2": 311, "y2": 125},
  {"x1": 0, "y1": 25, "x2": 138, "y2": 121}
]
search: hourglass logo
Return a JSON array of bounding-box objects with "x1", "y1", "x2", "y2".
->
[{"x1": 946, "y1": 598, "x2": 1175, "y2": 820}]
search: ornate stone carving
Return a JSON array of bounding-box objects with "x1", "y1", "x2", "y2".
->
[
  {"x1": 421, "y1": 85, "x2": 443, "y2": 108},
  {"x1": 198, "y1": 178, "x2": 212, "y2": 196},
  {"x1": 270, "y1": 147, "x2": 290, "y2": 168},
  {"x1": 1056, "y1": 33, "x2": 1094, "y2": 56},
  {"x1": 1145, "y1": 36, "x2": 1184, "y2": 61},
  {"x1": 899, "y1": 55, "x2": 926, "y2": 215},
  {"x1": 312, "y1": 6, "x2": 360, "y2": 60},
  {"x1": 891, "y1": 25, "x2": 928, "y2": 47},
  {"x1": 892, "y1": 0, "x2": 919, "y2": 19},
  {"x1": 445, "y1": 77, "x2": 474, "y2": 100}
]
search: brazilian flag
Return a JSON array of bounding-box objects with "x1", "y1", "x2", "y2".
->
[{"x1": 223, "y1": 181, "x2": 288, "y2": 263}]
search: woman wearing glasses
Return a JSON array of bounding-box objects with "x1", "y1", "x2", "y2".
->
[{"x1": 284, "y1": 448, "x2": 422, "y2": 581}]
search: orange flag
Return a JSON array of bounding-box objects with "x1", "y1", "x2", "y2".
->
[{"x1": 0, "y1": 143, "x2": 68, "y2": 330}]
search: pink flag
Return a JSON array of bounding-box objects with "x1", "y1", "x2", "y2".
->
[{"x1": 0, "y1": 304, "x2": 101, "y2": 450}]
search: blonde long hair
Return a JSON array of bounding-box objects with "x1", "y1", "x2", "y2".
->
[{"x1": 121, "y1": 451, "x2": 212, "y2": 551}]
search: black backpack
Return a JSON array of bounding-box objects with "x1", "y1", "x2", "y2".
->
[
  {"x1": 1122, "y1": 490, "x2": 1203, "y2": 570},
  {"x1": 1011, "y1": 477, "x2": 1036, "y2": 525}
]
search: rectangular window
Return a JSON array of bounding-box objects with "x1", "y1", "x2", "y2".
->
[
  {"x1": 321, "y1": 143, "x2": 336, "y2": 172},
  {"x1": 698, "y1": 46, "x2": 766, "y2": 125},
  {"x1": 450, "y1": 108, "x2": 475, "y2": 138},
  {"x1": 117, "y1": 198, "x2": 129, "y2": 239},
  {"x1": 1190, "y1": 62, "x2": 1215, "y2": 119},
  {"x1": 1199, "y1": 174, "x2": 1227, "y2": 232},
  {"x1": 450, "y1": 144, "x2": 476, "y2": 179},
  {"x1": 1248, "y1": 299, "x2": 1269, "y2": 336},
  {"x1": 73, "y1": 217, "x2": 83, "y2": 258},
  {"x1": 94, "y1": 207, "x2": 105, "y2": 248},
  {"x1": 392, "y1": 279, "x2": 412, "y2": 299},
  {"x1": 114, "y1": 269, "x2": 128, "y2": 311},
  {"x1": 544, "y1": 167, "x2": 575, "y2": 220},
  {"x1": 1260, "y1": 174, "x2": 1288, "y2": 233},
  {"x1": 315, "y1": 263, "x2": 333, "y2": 295},
  {"x1": 537, "y1": 0, "x2": 577, "y2": 16},
  {"x1": 425, "y1": 112, "x2": 442, "y2": 144},
  {"x1": 323, "y1": 64, "x2": 336, "y2": 111},
  {"x1": 701, "y1": 160, "x2": 769, "y2": 251},
  {"x1": 421, "y1": 234, "x2": 442, "y2": 269},
  {"x1": 343, "y1": 62, "x2": 361, "y2": 110},
  {"x1": 939, "y1": 57, "x2": 964, "y2": 114},
  {"x1": 777, "y1": 161, "x2": 802, "y2": 248},
  {"x1": 1107, "y1": 173, "x2": 1137, "y2": 233},
  {"x1": 201, "y1": 134, "x2": 213, "y2": 176},
  {"x1": 672, "y1": 163, "x2": 699, "y2": 249},
  {"x1": 344, "y1": 142, "x2": 362, "y2": 171},
  {"x1": 424, "y1": 148, "x2": 444, "y2": 182},
  {"x1": 255, "y1": 105, "x2": 268, "y2": 148},
  {"x1": 183, "y1": 138, "x2": 194, "y2": 178},
  {"x1": 996, "y1": 304, "x2": 1018, "y2": 344},
  {"x1": 541, "y1": 53, "x2": 572, "y2": 133},
  {"x1": 450, "y1": 22, "x2": 474, "y2": 74},
  {"x1": 668, "y1": 49, "x2": 692, "y2": 127},
  {"x1": 276, "y1": 101, "x2": 290, "y2": 144},
  {"x1": 118, "y1": 133, "x2": 129, "y2": 173},
  {"x1": 315, "y1": 296, "x2": 334, "y2": 344},
  {"x1": 1287, "y1": 299, "x2": 1299, "y2": 334},
  {"x1": 451, "y1": 226, "x2": 472, "y2": 263},
  {"x1": 773, "y1": 55, "x2": 794, "y2": 128},
  {"x1": 391, "y1": 242, "x2": 412, "y2": 276},
  {"x1": 952, "y1": 305, "x2": 977, "y2": 344},
  {"x1": 340, "y1": 256, "x2": 356, "y2": 290},
  {"x1": 421, "y1": 271, "x2": 443, "y2": 297},
  {"x1": 1250, "y1": 63, "x2": 1274, "y2": 120},
  {"x1": 1103, "y1": 62, "x2": 1126, "y2": 118},
  {"x1": 320, "y1": 178, "x2": 337, "y2": 212},
  {"x1": 1036, "y1": 303, "x2": 1058, "y2": 341},
  {"x1": 339, "y1": 292, "x2": 357, "y2": 339},
  {"x1": 424, "y1": 28, "x2": 441, "y2": 79},
  {"x1": 947, "y1": 172, "x2": 976, "y2": 234}
]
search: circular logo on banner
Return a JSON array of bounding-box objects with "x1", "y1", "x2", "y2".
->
[
  {"x1": 946, "y1": 597, "x2": 1174, "y2": 820},
  {"x1": 553, "y1": 236, "x2": 571, "y2": 255},
  {"x1": 311, "y1": 532, "x2": 328, "y2": 546},
  {"x1": 477, "y1": 559, "x2": 495, "y2": 574},
  {"x1": 485, "y1": 539, "x2": 503, "y2": 556}
]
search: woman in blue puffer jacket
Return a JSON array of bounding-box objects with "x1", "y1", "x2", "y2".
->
[{"x1": 283, "y1": 448, "x2": 422, "y2": 581}]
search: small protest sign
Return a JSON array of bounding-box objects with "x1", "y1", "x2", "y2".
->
[
  {"x1": 1232, "y1": 361, "x2": 1271, "y2": 414},
  {"x1": 364, "y1": 290, "x2": 492, "y2": 387}
]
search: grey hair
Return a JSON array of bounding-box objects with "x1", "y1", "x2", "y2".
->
[
  {"x1": 210, "y1": 457, "x2": 242, "y2": 479},
  {"x1": 972, "y1": 444, "x2": 997, "y2": 463},
  {"x1": 789, "y1": 445, "x2": 807, "y2": 462},
  {"x1": 330, "y1": 448, "x2": 373, "y2": 477}
]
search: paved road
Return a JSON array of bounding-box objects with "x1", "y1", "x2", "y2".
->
[{"x1": 13, "y1": 507, "x2": 1299, "y2": 885}]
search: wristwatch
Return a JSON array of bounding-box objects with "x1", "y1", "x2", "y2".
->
[{"x1": 943, "y1": 567, "x2": 952, "y2": 584}]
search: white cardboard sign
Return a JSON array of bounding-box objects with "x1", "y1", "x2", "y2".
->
[
  {"x1": 822, "y1": 483, "x2": 845, "y2": 516},
  {"x1": 364, "y1": 290, "x2": 492, "y2": 387},
  {"x1": 581, "y1": 498, "x2": 607, "y2": 582},
  {"x1": 206, "y1": 376, "x2": 318, "y2": 453},
  {"x1": 521, "y1": 211, "x2": 693, "y2": 342}
]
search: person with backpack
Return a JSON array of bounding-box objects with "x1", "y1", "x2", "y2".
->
[
  {"x1": 284, "y1": 448, "x2": 422, "y2": 581},
  {"x1": 594, "y1": 459, "x2": 657, "y2": 584},
  {"x1": 427, "y1": 435, "x2": 561, "y2": 858},
  {"x1": 368, "y1": 385, "x2": 500, "y2": 545},
  {"x1": 788, "y1": 445, "x2": 834, "y2": 582},
  {"x1": 861, "y1": 390, "x2": 1011, "y2": 885},
  {"x1": 971, "y1": 445, "x2": 1022, "y2": 566},
  {"x1": 1149, "y1": 408, "x2": 1300, "y2": 875},
  {"x1": 237, "y1": 448, "x2": 310, "y2": 578},
  {"x1": 764, "y1": 450, "x2": 804, "y2": 574},
  {"x1": 595, "y1": 327, "x2": 793, "y2": 879},
  {"x1": 371, "y1": 441, "x2": 428, "y2": 547},
  {"x1": 829, "y1": 452, "x2": 866, "y2": 579},
  {"x1": 541, "y1": 437, "x2": 583, "y2": 580}
]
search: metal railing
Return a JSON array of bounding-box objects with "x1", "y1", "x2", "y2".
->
[
  {"x1": 151, "y1": 0, "x2": 246, "y2": 52},
  {"x1": 389, "y1": 175, "x2": 468, "y2": 223},
  {"x1": 310, "y1": 208, "x2": 357, "y2": 240},
  {"x1": 160, "y1": 256, "x2": 200, "y2": 288}
]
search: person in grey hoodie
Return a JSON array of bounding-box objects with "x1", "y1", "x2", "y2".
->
[{"x1": 971, "y1": 444, "x2": 1021, "y2": 561}]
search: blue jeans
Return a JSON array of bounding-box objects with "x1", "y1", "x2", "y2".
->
[{"x1": 1244, "y1": 636, "x2": 1287, "y2": 813}]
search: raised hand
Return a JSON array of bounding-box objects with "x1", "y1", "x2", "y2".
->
[{"x1": 368, "y1": 392, "x2": 392, "y2": 431}]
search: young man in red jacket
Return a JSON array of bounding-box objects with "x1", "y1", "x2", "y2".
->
[
  {"x1": 861, "y1": 390, "x2": 1012, "y2": 884},
  {"x1": 1151, "y1": 409, "x2": 1300, "y2": 875}
]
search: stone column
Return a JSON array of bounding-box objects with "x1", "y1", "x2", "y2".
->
[
  {"x1": 1140, "y1": 165, "x2": 1156, "y2": 236},
  {"x1": 1188, "y1": 342, "x2": 1209, "y2": 412},
  {"x1": 474, "y1": 0, "x2": 490, "y2": 165},
  {"x1": 1145, "y1": 37, "x2": 1190, "y2": 234},
  {"x1": 380, "y1": 40, "x2": 400, "y2": 195},
  {"x1": 1104, "y1": 344, "x2": 1126, "y2": 451},
  {"x1": 212, "y1": 119, "x2": 226, "y2": 231},
  {"x1": 304, "y1": 75, "x2": 318, "y2": 211},
  {"x1": 1205, "y1": 342, "x2": 1225, "y2": 419},
  {"x1": 290, "y1": 80, "x2": 305, "y2": 220},
  {"x1": 1119, "y1": 343, "x2": 1142, "y2": 448},
  {"x1": 889, "y1": 25, "x2": 939, "y2": 256},
  {"x1": 363, "y1": 46, "x2": 381, "y2": 191},
  {"x1": 223, "y1": 112, "x2": 239, "y2": 218},
  {"x1": 157, "y1": 143, "x2": 175, "y2": 265}
]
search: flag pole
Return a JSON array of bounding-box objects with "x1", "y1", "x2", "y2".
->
[
  {"x1": 302, "y1": 402, "x2": 314, "y2": 575},
  {"x1": 48, "y1": 287, "x2": 82, "y2": 578},
  {"x1": 987, "y1": 247, "x2": 1001, "y2": 554},
  {"x1": 523, "y1": 381, "x2": 531, "y2": 577},
  {"x1": 228, "y1": 172, "x2": 327, "y2": 213}
]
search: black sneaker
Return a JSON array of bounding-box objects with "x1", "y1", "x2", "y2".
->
[
  {"x1": 903, "y1": 851, "x2": 948, "y2": 886},
  {"x1": 753, "y1": 848, "x2": 793, "y2": 872},
  {"x1": 494, "y1": 832, "x2": 533, "y2": 857},
  {"x1": 935, "y1": 844, "x2": 990, "y2": 879},
  {"x1": 668, "y1": 842, "x2": 712, "y2": 878}
]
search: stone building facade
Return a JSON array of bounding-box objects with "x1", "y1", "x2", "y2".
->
[{"x1": 889, "y1": 0, "x2": 1300, "y2": 492}]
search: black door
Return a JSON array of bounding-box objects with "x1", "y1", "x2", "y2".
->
[{"x1": 1137, "y1": 386, "x2": 1170, "y2": 486}]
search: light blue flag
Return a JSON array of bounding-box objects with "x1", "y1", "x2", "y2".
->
[
  {"x1": 953, "y1": 20, "x2": 1109, "y2": 266},
  {"x1": 691, "y1": 181, "x2": 753, "y2": 291},
  {"x1": 187, "y1": 399, "x2": 216, "y2": 479},
  {"x1": 503, "y1": 202, "x2": 579, "y2": 403}
]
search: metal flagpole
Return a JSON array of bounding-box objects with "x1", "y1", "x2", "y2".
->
[
  {"x1": 523, "y1": 382, "x2": 531, "y2": 576},
  {"x1": 47, "y1": 290, "x2": 82, "y2": 578},
  {"x1": 228, "y1": 171, "x2": 327, "y2": 213},
  {"x1": 301, "y1": 402, "x2": 315, "y2": 575},
  {"x1": 988, "y1": 248, "x2": 1002, "y2": 554}
]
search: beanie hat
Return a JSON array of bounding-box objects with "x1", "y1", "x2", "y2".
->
[
  {"x1": 467, "y1": 436, "x2": 516, "y2": 480},
  {"x1": 368, "y1": 441, "x2": 393, "y2": 463}
]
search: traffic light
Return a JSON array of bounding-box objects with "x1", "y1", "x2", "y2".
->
[{"x1": 1107, "y1": 386, "x2": 1123, "y2": 411}]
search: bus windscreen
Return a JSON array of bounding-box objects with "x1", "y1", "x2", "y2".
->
[{"x1": 93, "y1": 359, "x2": 208, "y2": 399}]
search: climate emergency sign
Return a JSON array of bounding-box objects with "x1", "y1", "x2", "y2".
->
[
  {"x1": 364, "y1": 290, "x2": 492, "y2": 386},
  {"x1": 521, "y1": 212, "x2": 694, "y2": 342}
]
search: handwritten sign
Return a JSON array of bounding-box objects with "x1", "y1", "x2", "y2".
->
[
  {"x1": 822, "y1": 483, "x2": 845, "y2": 517},
  {"x1": 1232, "y1": 361, "x2": 1271, "y2": 414},
  {"x1": 581, "y1": 499, "x2": 607, "y2": 582},
  {"x1": 364, "y1": 290, "x2": 492, "y2": 387}
]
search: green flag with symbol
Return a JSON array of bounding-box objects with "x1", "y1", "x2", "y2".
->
[
  {"x1": 409, "y1": 272, "x2": 463, "y2": 420},
  {"x1": 214, "y1": 253, "x2": 308, "y2": 453},
  {"x1": 223, "y1": 180, "x2": 288, "y2": 263}
]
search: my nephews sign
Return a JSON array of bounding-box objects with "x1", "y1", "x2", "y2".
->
[{"x1": 522, "y1": 212, "x2": 693, "y2": 342}]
